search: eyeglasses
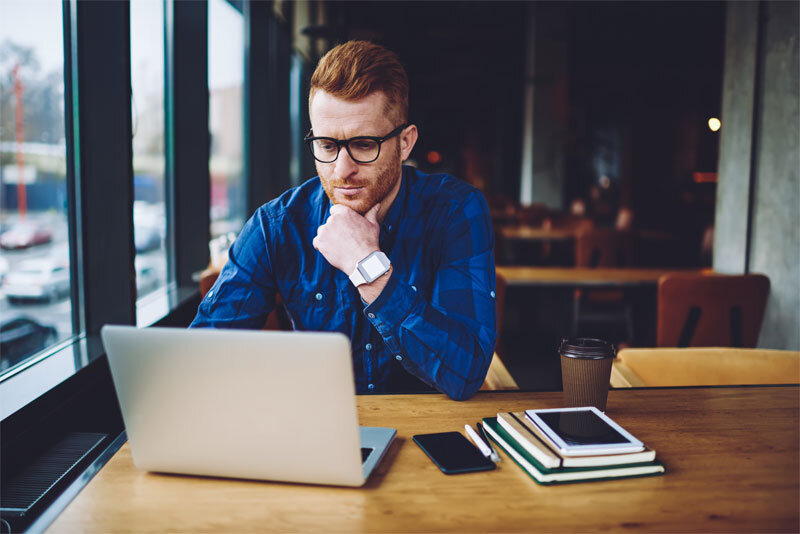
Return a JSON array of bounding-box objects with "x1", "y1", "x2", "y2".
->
[{"x1": 303, "y1": 123, "x2": 409, "y2": 164}]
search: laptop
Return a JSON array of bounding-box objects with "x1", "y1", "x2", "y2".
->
[{"x1": 100, "y1": 325, "x2": 396, "y2": 487}]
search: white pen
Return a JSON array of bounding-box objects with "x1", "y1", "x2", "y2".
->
[{"x1": 465, "y1": 424, "x2": 500, "y2": 463}]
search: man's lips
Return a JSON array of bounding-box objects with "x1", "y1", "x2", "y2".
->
[{"x1": 335, "y1": 186, "x2": 365, "y2": 196}]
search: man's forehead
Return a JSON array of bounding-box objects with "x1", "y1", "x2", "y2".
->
[{"x1": 310, "y1": 90, "x2": 394, "y2": 134}]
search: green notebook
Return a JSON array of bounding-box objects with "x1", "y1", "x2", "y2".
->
[{"x1": 482, "y1": 417, "x2": 665, "y2": 485}]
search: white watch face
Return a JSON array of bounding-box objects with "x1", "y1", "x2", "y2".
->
[{"x1": 361, "y1": 254, "x2": 387, "y2": 279}]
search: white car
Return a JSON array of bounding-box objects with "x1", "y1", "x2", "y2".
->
[
  {"x1": 135, "y1": 258, "x2": 162, "y2": 297},
  {"x1": 3, "y1": 259, "x2": 70, "y2": 303},
  {"x1": 0, "y1": 255, "x2": 8, "y2": 286}
]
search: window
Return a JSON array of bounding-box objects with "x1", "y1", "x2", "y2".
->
[
  {"x1": 0, "y1": 0, "x2": 73, "y2": 376},
  {"x1": 208, "y1": 0, "x2": 245, "y2": 238},
  {"x1": 130, "y1": 0, "x2": 168, "y2": 320}
]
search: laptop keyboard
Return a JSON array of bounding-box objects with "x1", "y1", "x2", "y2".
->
[{"x1": 361, "y1": 447, "x2": 373, "y2": 463}]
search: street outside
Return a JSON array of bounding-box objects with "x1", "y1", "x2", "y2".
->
[{"x1": 1, "y1": 211, "x2": 167, "y2": 368}]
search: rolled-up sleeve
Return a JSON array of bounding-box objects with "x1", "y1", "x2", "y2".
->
[{"x1": 364, "y1": 191, "x2": 496, "y2": 400}]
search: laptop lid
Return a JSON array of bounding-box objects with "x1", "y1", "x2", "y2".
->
[{"x1": 101, "y1": 325, "x2": 393, "y2": 487}]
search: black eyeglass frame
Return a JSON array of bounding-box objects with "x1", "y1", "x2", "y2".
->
[{"x1": 303, "y1": 123, "x2": 410, "y2": 163}]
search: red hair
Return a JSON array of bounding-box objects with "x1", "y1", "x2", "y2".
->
[{"x1": 310, "y1": 41, "x2": 409, "y2": 123}]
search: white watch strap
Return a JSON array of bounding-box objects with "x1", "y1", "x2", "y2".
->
[{"x1": 349, "y1": 268, "x2": 368, "y2": 286}]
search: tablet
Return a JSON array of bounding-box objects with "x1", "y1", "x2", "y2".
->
[{"x1": 525, "y1": 407, "x2": 645, "y2": 456}]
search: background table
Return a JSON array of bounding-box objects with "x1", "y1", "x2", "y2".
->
[
  {"x1": 49, "y1": 387, "x2": 799, "y2": 533},
  {"x1": 496, "y1": 266, "x2": 702, "y2": 287}
]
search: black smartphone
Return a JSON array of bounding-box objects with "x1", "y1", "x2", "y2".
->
[{"x1": 413, "y1": 432, "x2": 496, "y2": 474}]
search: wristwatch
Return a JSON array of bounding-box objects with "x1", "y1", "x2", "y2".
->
[{"x1": 349, "y1": 251, "x2": 391, "y2": 287}]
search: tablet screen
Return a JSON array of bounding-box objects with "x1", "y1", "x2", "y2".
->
[{"x1": 536, "y1": 410, "x2": 629, "y2": 446}]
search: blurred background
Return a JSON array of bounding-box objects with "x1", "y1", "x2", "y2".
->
[{"x1": 0, "y1": 0, "x2": 797, "y2": 389}]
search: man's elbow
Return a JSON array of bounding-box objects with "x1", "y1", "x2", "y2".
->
[
  {"x1": 446, "y1": 384, "x2": 481, "y2": 402},
  {"x1": 441, "y1": 354, "x2": 492, "y2": 401}
]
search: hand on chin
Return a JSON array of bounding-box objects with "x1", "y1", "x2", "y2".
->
[
  {"x1": 333, "y1": 192, "x2": 371, "y2": 216},
  {"x1": 313, "y1": 202, "x2": 381, "y2": 273}
]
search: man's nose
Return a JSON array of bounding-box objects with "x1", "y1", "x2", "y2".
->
[{"x1": 333, "y1": 146, "x2": 359, "y2": 178}]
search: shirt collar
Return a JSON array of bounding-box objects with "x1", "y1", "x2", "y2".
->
[{"x1": 379, "y1": 165, "x2": 410, "y2": 237}]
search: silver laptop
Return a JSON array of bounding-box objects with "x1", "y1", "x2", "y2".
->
[{"x1": 100, "y1": 325, "x2": 396, "y2": 487}]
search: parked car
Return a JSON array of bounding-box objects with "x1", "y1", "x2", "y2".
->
[
  {"x1": 0, "y1": 255, "x2": 8, "y2": 285},
  {"x1": 0, "y1": 316, "x2": 58, "y2": 372},
  {"x1": 0, "y1": 223, "x2": 53, "y2": 250},
  {"x1": 135, "y1": 257, "x2": 161, "y2": 297},
  {"x1": 134, "y1": 201, "x2": 165, "y2": 253},
  {"x1": 3, "y1": 259, "x2": 70, "y2": 303},
  {"x1": 134, "y1": 224, "x2": 163, "y2": 253}
]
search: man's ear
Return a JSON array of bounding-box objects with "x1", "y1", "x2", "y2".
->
[{"x1": 399, "y1": 124, "x2": 418, "y2": 162}]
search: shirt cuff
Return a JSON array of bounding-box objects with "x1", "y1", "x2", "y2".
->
[{"x1": 363, "y1": 273, "x2": 421, "y2": 336}]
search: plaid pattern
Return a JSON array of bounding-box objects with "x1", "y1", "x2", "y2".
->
[{"x1": 191, "y1": 166, "x2": 497, "y2": 400}]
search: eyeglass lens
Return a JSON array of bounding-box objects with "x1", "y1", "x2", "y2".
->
[{"x1": 311, "y1": 138, "x2": 380, "y2": 163}]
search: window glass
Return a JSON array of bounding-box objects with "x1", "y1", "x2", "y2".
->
[
  {"x1": 130, "y1": 0, "x2": 168, "y2": 320},
  {"x1": 0, "y1": 0, "x2": 73, "y2": 375},
  {"x1": 208, "y1": 0, "x2": 245, "y2": 239}
]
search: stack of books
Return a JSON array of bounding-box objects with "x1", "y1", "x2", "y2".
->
[{"x1": 482, "y1": 412, "x2": 665, "y2": 485}]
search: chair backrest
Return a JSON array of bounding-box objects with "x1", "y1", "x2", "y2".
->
[
  {"x1": 574, "y1": 228, "x2": 634, "y2": 267},
  {"x1": 657, "y1": 272, "x2": 770, "y2": 348},
  {"x1": 613, "y1": 347, "x2": 800, "y2": 387}
]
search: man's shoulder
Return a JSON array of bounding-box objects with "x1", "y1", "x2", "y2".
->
[
  {"x1": 254, "y1": 177, "x2": 326, "y2": 222},
  {"x1": 405, "y1": 167, "x2": 487, "y2": 209}
]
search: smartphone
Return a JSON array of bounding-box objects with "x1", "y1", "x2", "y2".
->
[{"x1": 413, "y1": 432, "x2": 496, "y2": 474}]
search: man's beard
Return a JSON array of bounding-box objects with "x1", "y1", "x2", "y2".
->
[{"x1": 318, "y1": 143, "x2": 402, "y2": 215}]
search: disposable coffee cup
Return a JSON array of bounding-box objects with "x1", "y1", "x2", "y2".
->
[{"x1": 559, "y1": 338, "x2": 615, "y2": 411}]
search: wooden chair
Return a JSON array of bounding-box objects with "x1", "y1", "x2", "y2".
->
[
  {"x1": 657, "y1": 272, "x2": 770, "y2": 347},
  {"x1": 200, "y1": 266, "x2": 518, "y2": 390},
  {"x1": 574, "y1": 228, "x2": 635, "y2": 268},
  {"x1": 611, "y1": 347, "x2": 800, "y2": 387},
  {"x1": 572, "y1": 229, "x2": 635, "y2": 340}
]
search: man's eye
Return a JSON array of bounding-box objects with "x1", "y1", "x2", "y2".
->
[
  {"x1": 317, "y1": 141, "x2": 336, "y2": 151},
  {"x1": 353, "y1": 140, "x2": 376, "y2": 151}
]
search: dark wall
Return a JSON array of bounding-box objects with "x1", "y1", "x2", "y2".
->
[
  {"x1": 322, "y1": 1, "x2": 527, "y2": 200},
  {"x1": 565, "y1": 1, "x2": 725, "y2": 237},
  {"x1": 318, "y1": 1, "x2": 725, "y2": 264}
]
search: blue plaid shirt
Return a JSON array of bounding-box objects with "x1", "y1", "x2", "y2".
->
[{"x1": 191, "y1": 166, "x2": 497, "y2": 400}]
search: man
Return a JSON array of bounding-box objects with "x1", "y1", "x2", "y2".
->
[{"x1": 191, "y1": 41, "x2": 496, "y2": 401}]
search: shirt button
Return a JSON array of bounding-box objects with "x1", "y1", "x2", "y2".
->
[
  {"x1": 366, "y1": 343, "x2": 373, "y2": 351},
  {"x1": 367, "y1": 383, "x2": 375, "y2": 391},
  {"x1": 490, "y1": 290, "x2": 496, "y2": 298},
  {"x1": 315, "y1": 292, "x2": 323, "y2": 301},
  {"x1": 395, "y1": 354, "x2": 403, "y2": 361},
  {"x1": 368, "y1": 312, "x2": 376, "y2": 319},
  {"x1": 207, "y1": 290, "x2": 213, "y2": 297},
  {"x1": 411, "y1": 285, "x2": 417, "y2": 292}
]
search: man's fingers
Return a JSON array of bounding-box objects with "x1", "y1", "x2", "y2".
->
[
  {"x1": 329, "y1": 204, "x2": 349, "y2": 216},
  {"x1": 365, "y1": 202, "x2": 381, "y2": 223}
]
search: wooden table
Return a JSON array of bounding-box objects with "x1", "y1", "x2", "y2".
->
[
  {"x1": 496, "y1": 266, "x2": 702, "y2": 287},
  {"x1": 499, "y1": 226, "x2": 575, "y2": 241},
  {"x1": 49, "y1": 387, "x2": 799, "y2": 532}
]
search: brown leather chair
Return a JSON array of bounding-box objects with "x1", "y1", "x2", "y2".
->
[
  {"x1": 574, "y1": 228, "x2": 635, "y2": 268},
  {"x1": 657, "y1": 272, "x2": 770, "y2": 347},
  {"x1": 572, "y1": 229, "x2": 635, "y2": 340}
]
